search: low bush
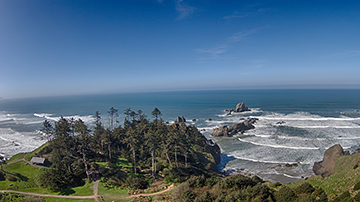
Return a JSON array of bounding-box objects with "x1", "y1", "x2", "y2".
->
[
  {"x1": 126, "y1": 175, "x2": 148, "y2": 189},
  {"x1": 354, "y1": 181, "x2": 360, "y2": 191},
  {"x1": 332, "y1": 191, "x2": 351, "y2": 202},
  {"x1": 6, "y1": 174, "x2": 18, "y2": 182},
  {"x1": 274, "y1": 186, "x2": 297, "y2": 202},
  {"x1": 293, "y1": 182, "x2": 315, "y2": 195}
]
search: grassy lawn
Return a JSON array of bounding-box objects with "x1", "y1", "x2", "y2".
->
[
  {"x1": 0, "y1": 161, "x2": 95, "y2": 197},
  {"x1": 69, "y1": 181, "x2": 94, "y2": 196},
  {"x1": 8, "y1": 152, "x2": 28, "y2": 162},
  {"x1": 44, "y1": 197, "x2": 96, "y2": 202},
  {"x1": 97, "y1": 182, "x2": 130, "y2": 202},
  {"x1": 0, "y1": 161, "x2": 43, "y2": 192}
]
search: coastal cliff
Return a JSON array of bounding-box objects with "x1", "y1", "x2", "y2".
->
[{"x1": 313, "y1": 144, "x2": 347, "y2": 177}]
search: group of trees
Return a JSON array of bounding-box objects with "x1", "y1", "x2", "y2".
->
[{"x1": 38, "y1": 107, "x2": 219, "y2": 191}]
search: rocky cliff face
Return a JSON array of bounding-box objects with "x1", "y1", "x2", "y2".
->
[
  {"x1": 313, "y1": 144, "x2": 345, "y2": 177},
  {"x1": 212, "y1": 118, "x2": 258, "y2": 137}
]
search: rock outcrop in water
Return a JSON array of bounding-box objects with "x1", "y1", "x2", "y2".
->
[
  {"x1": 313, "y1": 144, "x2": 345, "y2": 177},
  {"x1": 212, "y1": 118, "x2": 258, "y2": 137},
  {"x1": 175, "y1": 116, "x2": 186, "y2": 123},
  {"x1": 225, "y1": 102, "x2": 251, "y2": 114}
]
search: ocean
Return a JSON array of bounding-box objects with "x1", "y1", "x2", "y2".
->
[{"x1": 1, "y1": 89, "x2": 360, "y2": 183}]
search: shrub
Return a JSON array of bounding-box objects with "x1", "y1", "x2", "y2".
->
[
  {"x1": 126, "y1": 175, "x2": 148, "y2": 189},
  {"x1": 247, "y1": 184, "x2": 272, "y2": 200},
  {"x1": 293, "y1": 182, "x2": 315, "y2": 195},
  {"x1": 312, "y1": 187, "x2": 325, "y2": 198},
  {"x1": 132, "y1": 196, "x2": 151, "y2": 202},
  {"x1": 274, "y1": 186, "x2": 297, "y2": 202},
  {"x1": 0, "y1": 172, "x2": 5, "y2": 181},
  {"x1": 354, "y1": 164, "x2": 359, "y2": 169},
  {"x1": 220, "y1": 174, "x2": 256, "y2": 189},
  {"x1": 172, "y1": 182, "x2": 191, "y2": 201},
  {"x1": 273, "y1": 182, "x2": 282, "y2": 187},
  {"x1": 181, "y1": 190, "x2": 195, "y2": 202},
  {"x1": 188, "y1": 175, "x2": 206, "y2": 188},
  {"x1": 194, "y1": 191, "x2": 214, "y2": 202},
  {"x1": 6, "y1": 174, "x2": 18, "y2": 182},
  {"x1": 354, "y1": 181, "x2": 360, "y2": 191},
  {"x1": 354, "y1": 191, "x2": 360, "y2": 202},
  {"x1": 332, "y1": 191, "x2": 351, "y2": 202}
]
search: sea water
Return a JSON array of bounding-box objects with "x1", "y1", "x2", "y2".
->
[{"x1": 1, "y1": 89, "x2": 359, "y2": 183}]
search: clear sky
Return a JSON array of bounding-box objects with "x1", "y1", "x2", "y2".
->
[{"x1": 1, "y1": 0, "x2": 359, "y2": 98}]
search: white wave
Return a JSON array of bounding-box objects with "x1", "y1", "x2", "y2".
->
[
  {"x1": 218, "y1": 108, "x2": 263, "y2": 117},
  {"x1": 34, "y1": 113, "x2": 95, "y2": 124},
  {"x1": 255, "y1": 115, "x2": 360, "y2": 121},
  {"x1": 232, "y1": 155, "x2": 299, "y2": 165},
  {"x1": 296, "y1": 125, "x2": 360, "y2": 129},
  {"x1": 247, "y1": 133, "x2": 327, "y2": 141},
  {"x1": 283, "y1": 173, "x2": 303, "y2": 179},
  {"x1": 238, "y1": 137, "x2": 319, "y2": 150}
]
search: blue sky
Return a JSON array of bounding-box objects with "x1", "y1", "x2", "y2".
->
[{"x1": 1, "y1": 0, "x2": 359, "y2": 98}]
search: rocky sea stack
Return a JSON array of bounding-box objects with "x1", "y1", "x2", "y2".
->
[
  {"x1": 225, "y1": 102, "x2": 251, "y2": 114},
  {"x1": 212, "y1": 118, "x2": 258, "y2": 137}
]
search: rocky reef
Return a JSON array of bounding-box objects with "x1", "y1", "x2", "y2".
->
[
  {"x1": 212, "y1": 118, "x2": 258, "y2": 137},
  {"x1": 225, "y1": 102, "x2": 251, "y2": 114}
]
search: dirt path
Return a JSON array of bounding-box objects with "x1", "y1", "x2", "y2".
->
[
  {"x1": 1, "y1": 184, "x2": 175, "y2": 200},
  {"x1": 0, "y1": 190, "x2": 97, "y2": 199},
  {"x1": 124, "y1": 184, "x2": 174, "y2": 198}
]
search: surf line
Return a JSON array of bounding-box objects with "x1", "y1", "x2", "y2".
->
[{"x1": 238, "y1": 138, "x2": 319, "y2": 150}]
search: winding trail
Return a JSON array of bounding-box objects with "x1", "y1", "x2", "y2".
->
[
  {"x1": 124, "y1": 184, "x2": 174, "y2": 198},
  {"x1": 0, "y1": 184, "x2": 175, "y2": 200}
]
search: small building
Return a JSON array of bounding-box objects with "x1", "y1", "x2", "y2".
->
[
  {"x1": 30, "y1": 157, "x2": 45, "y2": 165},
  {"x1": 88, "y1": 170, "x2": 100, "y2": 181}
]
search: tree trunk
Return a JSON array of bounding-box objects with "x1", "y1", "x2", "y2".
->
[
  {"x1": 82, "y1": 149, "x2": 89, "y2": 179},
  {"x1": 151, "y1": 149, "x2": 155, "y2": 179},
  {"x1": 165, "y1": 147, "x2": 172, "y2": 165},
  {"x1": 108, "y1": 143, "x2": 111, "y2": 160},
  {"x1": 185, "y1": 152, "x2": 188, "y2": 168},
  {"x1": 175, "y1": 145, "x2": 179, "y2": 168},
  {"x1": 132, "y1": 146, "x2": 137, "y2": 174}
]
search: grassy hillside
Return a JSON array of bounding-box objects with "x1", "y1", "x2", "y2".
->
[{"x1": 290, "y1": 151, "x2": 360, "y2": 200}]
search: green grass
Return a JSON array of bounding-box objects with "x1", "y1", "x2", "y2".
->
[
  {"x1": 44, "y1": 197, "x2": 95, "y2": 202},
  {"x1": 97, "y1": 182, "x2": 130, "y2": 202},
  {"x1": 8, "y1": 152, "x2": 28, "y2": 162},
  {"x1": 96, "y1": 157, "x2": 132, "y2": 170},
  {"x1": 69, "y1": 181, "x2": 94, "y2": 196},
  {"x1": 289, "y1": 152, "x2": 360, "y2": 200}
]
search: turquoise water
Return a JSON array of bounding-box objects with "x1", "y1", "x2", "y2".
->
[{"x1": 1, "y1": 89, "x2": 360, "y2": 182}]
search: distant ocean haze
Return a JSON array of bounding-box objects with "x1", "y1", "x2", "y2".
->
[{"x1": 0, "y1": 89, "x2": 359, "y2": 183}]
